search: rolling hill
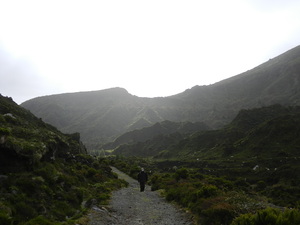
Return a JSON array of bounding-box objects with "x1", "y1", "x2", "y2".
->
[{"x1": 21, "y1": 45, "x2": 300, "y2": 149}]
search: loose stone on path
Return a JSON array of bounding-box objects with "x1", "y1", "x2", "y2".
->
[{"x1": 88, "y1": 167, "x2": 194, "y2": 225}]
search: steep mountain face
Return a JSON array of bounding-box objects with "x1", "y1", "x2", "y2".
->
[
  {"x1": 174, "y1": 45, "x2": 300, "y2": 126},
  {"x1": 0, "y1": 94, "x2": 86, "y2": 173},
  {"x1": 21, "y1": 45, "x2": 300, "y2": 149}
]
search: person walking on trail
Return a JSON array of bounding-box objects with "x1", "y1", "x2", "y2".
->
[{"x1": 137, "y1": 168, "x2": 148, "y2": 192}]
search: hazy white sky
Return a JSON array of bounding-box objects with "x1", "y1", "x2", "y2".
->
[{"x1": 1, "y1": 0, "x2": 300, "y2": 104}]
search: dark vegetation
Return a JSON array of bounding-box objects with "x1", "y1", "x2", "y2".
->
[
  {"x1": 107, "y1": 104, "x2": 300, "y2": 224},
  {"x1": 111, "y1": 154, "x2": 300, "y2": 225},
  {"x1": 0, "y1": 95, "x2": 127, "y2": 224}
]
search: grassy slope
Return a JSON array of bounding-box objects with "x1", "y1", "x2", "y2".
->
[{"x1": 0, "y1": 95, "x2": 126, "y2": 224}]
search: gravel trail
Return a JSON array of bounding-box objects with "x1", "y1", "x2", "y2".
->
[{"x1": 88, "y1": 167, "x2": 195, "y2": 225}]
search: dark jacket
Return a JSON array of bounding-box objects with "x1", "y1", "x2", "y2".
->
[{"x1": 138, "y1": 171, "x2": 148, "y2": 183}]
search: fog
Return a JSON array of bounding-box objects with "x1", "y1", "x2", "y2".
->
[{"x1": 1, "y1": 0, "x2": 300, "y2": 104}]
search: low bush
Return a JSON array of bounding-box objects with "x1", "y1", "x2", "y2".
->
[
  {"x1": 231, "y1": 208, "x2": 300, "y2": 225},
  {"x1": 0, "y1": 154, "x2": 126, "y2": 224},
  {"x1": 24, "y1": 216, "x2": 53, "y2": 225},
  {"x1": 0, "y1": 212, "x2": 12, "y2": 225},
  {"x1": 175, "y1": 167, "x2": 189, "y2": 181},
  {"x1": 201, "y1": 202, "x2": 235, "y2": 225}
]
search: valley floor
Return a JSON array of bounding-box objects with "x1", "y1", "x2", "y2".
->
[{"x1": 87, "y1": 167, "x2": 194, "y2": 225}]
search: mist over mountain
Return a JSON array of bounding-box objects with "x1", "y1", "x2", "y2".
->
[{"x1": 21, "y1": 45, "x2": 300, "y2": 149}]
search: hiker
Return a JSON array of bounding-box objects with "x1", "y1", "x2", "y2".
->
[{"x1": 137, "y1": 168, "x2": 148, "y2": 192}]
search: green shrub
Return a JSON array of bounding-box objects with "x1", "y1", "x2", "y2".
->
[
  {"x1": 35, "y1": 162, "x2": 57, "y2": 184},
  {"x1": 175, "y1": 167, "x2": 189, "y2": 181},
  {"x1": 14, "y1": 202, "x2": 37, "y2": 222},
  {"x1": 86, "y1": 167, "x2": 97, "y2": 178},
  {"x1": 208, "y1": 176, "x2": 234, "y2": 190},
  {"x1": 0, "y1": 127, "x2": 10, "y2": 135},
  {"x1": 166, "y1": 187, "x2": 181, "y2": 202},
  {"x1": 198, "y1": 184, "x2": 218, "y2": 198},
  {"x1": 15, "y1": 175, "x2": 41, "y2": 195},
  {"x1": 256, "y1": 180, "x2": 267, "y2": 191},
  {"x1": 190, "y1": 172, "x2": 204, "y2": 180},
  {"x1": 234, "y1": 177, "x2": 249, "y2": 188},
  {"x1": 24, "y1": 215, "x2": 53, "y2": 225},
  {"x1": 231, "y1": 208, "x2": 300, "y2": 225},
  {"x1": 0, "y1": 212, "x2": 12, "y2": 225},
  {"x1": 93, "y1": 183, "x2": 111, "y2": 193},
  {"x1": 52, "y1": 201, "x2": 76, "y2": 220},
  {"x1": 64, "y1": 187, "x2": 84, "y2": 207},
  {"x1": 0, "y1": 115, "x2": 5, "y2": 123},
  {"x1": 96, "y1": 193, "x2": 111, "y2": 204},
  {"x1": 4, "y1": 114, "x2": 18, "y2": 124},
  {"x1": 129, "y1": 166, "x2": 141, "y2": 178},
  {"x1": 201, "y1": 203, "x2": 235, "y2": 225}
]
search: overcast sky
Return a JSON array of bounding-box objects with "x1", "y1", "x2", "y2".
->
[{"x1": 1, "y1": 0, "x2": 300, "y2": 104}]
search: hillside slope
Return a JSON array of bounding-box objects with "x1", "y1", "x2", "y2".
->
[
  {"x1": 164, "y1": 104, "x2": 300, "y2": 160},
  {"x1": 112, "y1": 104, "x2": 300, "y2": 159},
  {"x1": 21, "y1": 45, "x2": 300, "y2": 149},
  {"x1": 0, "y1": 94, "x2": 124, "y2": 224},
  {"x1": 0, "y1": 94, "x2": 86, "y2": 172}
]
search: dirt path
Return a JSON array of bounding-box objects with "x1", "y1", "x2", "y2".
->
[{"x1": 88, "y1": 167, "x2": 195, "y2": 225}]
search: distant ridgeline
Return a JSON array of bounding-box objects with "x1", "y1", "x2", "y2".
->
[{"x1": 21, "y1": 45, "x2": 300, "y2": 149}]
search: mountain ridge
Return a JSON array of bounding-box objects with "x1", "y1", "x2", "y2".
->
[
  {"x1": 21, "y1": 45, "x2": 300, "y2": 149},
  {"x1": 111, "y1": 104, "x2": 300, "y2": 159}
]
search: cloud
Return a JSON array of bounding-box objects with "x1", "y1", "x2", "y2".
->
[
  {"x1": 247, "y1": 0, "x2": 300, "y2": 11},
  {"x1": 1, "y1": 1, "x2": 300, "y2": 104},
  {"x1": 0, "y1": 47, "x2": 62, "y2": 104}
]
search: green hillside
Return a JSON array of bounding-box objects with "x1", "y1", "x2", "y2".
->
[
  {"x1": 0, "y1": 95, "x2": 125, "y2": 224},
  {"x1": 0, "y1": 95, "x2": 87, "y2": 172}
]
